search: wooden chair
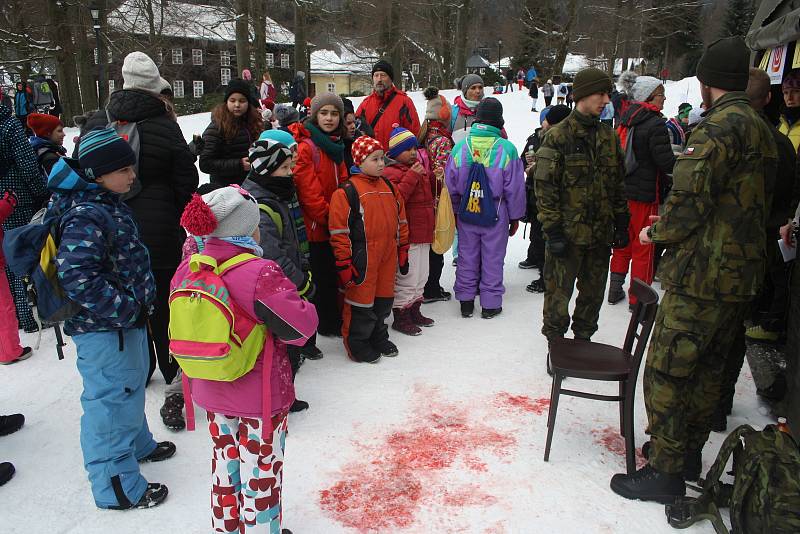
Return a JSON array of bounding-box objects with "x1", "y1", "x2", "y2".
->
[{"x1": 543, "y1": 278, "x2": 660, "y2": 474}]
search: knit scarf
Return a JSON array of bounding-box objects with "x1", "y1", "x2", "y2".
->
[
  {"x1": 305, "y1": 121, "x2": 344, "y2": 164},
  {"x1": 219, "y1": 236, "x2": 263, "y2": 258},
  {"x1": 253, "y1": 174, "x2": 296, "y2": 201},
  {"x1": 454, "y1": 95, "x2": 479, "y2": 114}
]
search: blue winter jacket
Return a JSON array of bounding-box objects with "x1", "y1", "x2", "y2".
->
[
  {"x1": 14, "y1": 92, "x2": 30, "y2": 117},
  {"x1": 48, "y1": 158, "x2": 156, "y2": 335}
]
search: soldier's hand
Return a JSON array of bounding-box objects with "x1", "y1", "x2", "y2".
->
[
  {"x1": 639, "y1": 226, "x2": 653, "y2": 245},
  {"x1": 547, "y1": 229, "x2": 568, "y2": 257},
  {"x1": 780, "y1": 222, "x2": 795, "y2": 247}
]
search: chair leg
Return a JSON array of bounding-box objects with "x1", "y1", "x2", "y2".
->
[
  {"x1": 623, "y1": 385, "x2": 636, "y2": 475},
  {"x1": 543, "y1": 374, "x2": 563, "y2": 462},
  {"x1": 619, "y1": 380, "x2": 626, "y2": 437}
]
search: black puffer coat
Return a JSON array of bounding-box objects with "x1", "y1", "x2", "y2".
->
[
  {"x1": 618, "y1": 102, "x2": 675, "y2": 203},
  {"x1": 198, "y1": 120, "x2": 253, "y2": 185},
  {"x1": 80, "y1": 89, "x2": 199, "y2": 268}
]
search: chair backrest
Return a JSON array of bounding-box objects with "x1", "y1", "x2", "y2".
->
[{"x1": 622, "y1": 278, "x2": 660, "y2": 383}]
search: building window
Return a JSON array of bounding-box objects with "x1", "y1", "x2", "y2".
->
[
  {"x1": 172, "y1": 48, "x2": 183, "y2": 65},
  {"x1": 480, "y1": 68, "x2": 485, "y2": 75},
  {"x1": 327, "y1": 82, "x2": 336, "y2": 93},
  {"x1": 266, "y1": 53, "x2": 274, "y2": 68},
  {"x1": 250, "y1": 52, "x2": 256, "y2": 67},
  {"x1": 220, "y1": 50, "x2": 231, "y2": 67},
  {"x1": 107, "y1": 50, "x2": 113, "y2": 63},
  {"x1": 221, "y1": 68, "x2": 231, "y2": 86},
  {"x1": 173, "y1": 80, "x2": 185, "y2": 99},
  {"x1": 193, "y1": 80, "x2": 203, "y2": 98},
  {"x1": 156, "y1": 49, "x2": 163, "y2": 64},
  {"x1": 93, "y1": 48, "x2": 98, "y2": 64},
  {"x1": 108, "y1": 79, "x2": 115, "y2": 93},
  {"x1": 192, "y1": 49, "x2": 203, "y2": 66},
  {"x1": 411, "y1": 63, "x2": 419, "y2": 74},
  {"x1": 280, "y1": 53, "x2": 289, "y2": 69}
]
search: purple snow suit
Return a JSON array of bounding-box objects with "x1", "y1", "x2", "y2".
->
[{"x1": 445, "y1": 123, "x2": 526, "y2": 308}]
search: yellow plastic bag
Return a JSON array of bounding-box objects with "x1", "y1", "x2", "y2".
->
[{"x1": 432, "y1": 182, "x2": 455, "y2": 254}]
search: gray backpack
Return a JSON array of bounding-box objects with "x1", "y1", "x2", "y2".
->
[{"x1": 105, "y1": 110, "x2": 143, "y2": 201}]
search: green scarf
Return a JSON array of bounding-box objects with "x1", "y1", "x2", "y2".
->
[{"x1": 306, "y1": 121, "x2": 344, "y2": 164}]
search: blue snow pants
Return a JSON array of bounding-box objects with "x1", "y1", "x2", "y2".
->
[{"x1": 74, "y1": 326, "x2": 157, "y2": 508}]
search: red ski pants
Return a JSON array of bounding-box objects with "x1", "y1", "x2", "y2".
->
[{"x1": 610, "y1": 200, "x2": 658, "y2": 304}]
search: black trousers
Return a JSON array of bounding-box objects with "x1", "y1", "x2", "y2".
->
[
  {"x1": 309, "y1": 241, "x2": 342, "y2": 336},
  {"x1": 147, "y1": 268, "x2": 179, "y2": 384},
  {"x1": 526, "y1": 219, "x2": 545, "y2": 266},
  {"x1": 345, "y1": 297, "x2": 392, "y2": 361},
  {"x1": 544, "y1": 96, "x2": 553, "y2": 107},
  {"x1": 424, "y1": 249, "x2": 445, "y2": 296}
]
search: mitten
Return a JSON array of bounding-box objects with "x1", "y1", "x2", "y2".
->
[
  {"x1": 298, "y1": 271, "x2": 316, "y2": 300},
  {"x1": 0, "y1": 190, "x2": 17, "y2": 208},
  {"x1": 509, "y1": 220, "x2": 520, "y2": 237},
  {"x1": 547, "y1": 227, "x2": 568, "y2": 257},
  {"x1": 611, "y1": 214, "x2": 631, "y2": 249},
  {"x1": 336, "y1": 259, "x2": 358, "y2": 288},
  {"x1": 398, "y1": 246, "x2": 409, "y2": 276}
]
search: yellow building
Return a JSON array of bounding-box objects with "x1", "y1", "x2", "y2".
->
[{"x1": 310, "y1": 47, "x2": 375, "y2": 96}]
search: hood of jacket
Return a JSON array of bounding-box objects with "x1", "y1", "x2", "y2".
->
[
  {"x1": 106, "y1": 88, "x2": 168, "y2": 122},
  {"x1": 620, "y1": 102, "x2": 663, "y2": 128},
  {"x1": 30, "y1": 136, "x2": 66, "y2": 156},
  {"x1": 46, "y1": 157, "x2": 101, "y2": 195}
]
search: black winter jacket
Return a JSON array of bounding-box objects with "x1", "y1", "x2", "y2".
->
[
  {"x1": 198, "y1": 120, "x2": 252, "y2": 185},
  {"x1": 80, "y1": 89, "x2": 199, "y2": 268},
  {"x1": 619, "y1": 103, "x2": 675, "y2": 203}
]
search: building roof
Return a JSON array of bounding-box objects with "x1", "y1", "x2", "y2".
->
[
  {"x1": 109, "y1": 0, "x2": 295, "y2": 45},
  {"x1": 310, "y1": 43, "x2": 377, "y2": 75},
  {"x1": 466, "y1": 54, "x2": 491, "y2": 69}
]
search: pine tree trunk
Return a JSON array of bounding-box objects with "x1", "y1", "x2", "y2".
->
[
  {"x1": 251, "y1": 0, "x2": 266, "y2": 80},
  {"x1": 387, "y1": 0, "x2": 403, "y2": 88},
  {"x1": 454, "y1": 0, "x2": 471, "y2": 76},
  {"x1": 606, "y1": 0, "x2": 624, "y2": 76},
  {"x1": 235, "y1": 0, "x2": 250, "y2": 75},
  {"x1": 552, "y1": 0, "x2": 579, "y2": 76},
  {"x1": 47, "y1": 0, "x2": 82, "y2": 120},
  {"x1": 71, "y1": 3, "x2": 99, "y2": 112},
  {"x1": 293, "y1": 2, "x2": 307, "y2": 89}
]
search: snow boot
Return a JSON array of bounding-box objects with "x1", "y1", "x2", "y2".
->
[
  {"x1": 139, "y1": 441, "x2": 176, "y2": 463},
  {"x1": 423, "y1": 287, "x2": 451, "y2": 303},
  {"x1": 160, "y1": 394, "x2": 185, "y2": 431},
  {"x1": 392, "y1": 307, "x2": 422, "y2": 336},
  {"x1": 300, "y1": 344, "x2": 323, "y2": 360},
  {"x1": 0, "y1": 414, "x2": 24, "y2": 436},
  {"x1": 518, "y1": 258, "x2": 539, "y2": 269},
  {"x1": 460, "y1": 300, "x2": 475, "y2": 318},
  {"x1": 0, "y1": 347, "x2": 32, "y2": 365},
  {"x1": 481, "y1": 307, "x2": 502, "y2": 319},
  {"x1": 0, "y1": 462, "x2": 14, "y2": 486},
  {"x1": 745, "y1": 324, "x2": 780, "y2": 344},
  {"x1": 373, "y1": 339, "x2": 399, "y2": 358},
  {"x1": 107, "y1": 482, "x2": 169, "y2": 510},
  {"x1": 610, "y1": 464, "x2": 686, "y2": 504},
  {"x1": 409, "y1": 301, "x2": 434, "y2": 327},
  {"x1": 608, "y1": 272, "x2": 626, "y2": 304},
  {"x1": 290, "y1": 399, "x2": 309, "y2": 413}
]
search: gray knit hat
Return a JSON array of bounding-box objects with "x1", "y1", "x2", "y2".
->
[
  {"x1": 632, "y1": 76, "x2": 663, "y2": 103},
  {"x1": 460, "y1": 74, "x2": 484, "y2": 96},
  {"x1": 274, "y1": 104, "x2": 300, "y2": 127},
  {"x1": 310, "y1": 92, "x2": 344, "y2": 120},
  {"x1": 181, "y1": 185, "x2": 260, "y2": 238},
  {"x1": 122, "y1": 52, "x2": 171, "y2": 94}
]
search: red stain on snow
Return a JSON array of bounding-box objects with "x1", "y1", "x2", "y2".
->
[
  {"x1": 494, "y1": 392, "x2": 551, "y2": 415},
  {"x1": 319, "y1": 394, "x2": 516, "y2": 532},
  {"x1": 591, "y1": 426, "x2": 646, "y2": 469}
]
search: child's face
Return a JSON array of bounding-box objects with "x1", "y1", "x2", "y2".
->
[
  {"x1": 395, "y1": 147, "x2": 417, "y2": 166},
  {"x1": 359, "y1": 150, "x2": 385, "y2": 177},
  {"x1": 345, "y1": 113, "x2": 356, "y2": 138},
  {"x1": 49, "y1": 125, "x2": 65, "y2": 146},
  {"x1": 96, "y1": 165, "x2": 136, "y2": 194},
  {"x1": 227, "y1": 94, "x2": 249, "y2": 117},
  {"x1": 270, "y1": 158, "x2": 293, "y2": 178},
  {"x1": 317, "y1": 105, "x2": 341, "y2": 133}
]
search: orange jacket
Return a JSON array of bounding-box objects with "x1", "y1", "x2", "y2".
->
[
  {"x1": 289, "y1": 122, "x2": 349, "y2": 242},
  {"x1": 329, "y1": 174, "x2": 409, "y2": 280},
  {"x1": 355, "y1": 86, "x2": 421, "y2": 150}
]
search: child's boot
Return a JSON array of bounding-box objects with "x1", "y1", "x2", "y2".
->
[
  {"x1": 392, "y1": 307, "x2": 421, "y2": 336},
  {"x1": 160, "y1": 393, "x2": 185, "y2": 431},
  {"x1": 409, "y1": 301, "x2": 434, "y2": 327}
]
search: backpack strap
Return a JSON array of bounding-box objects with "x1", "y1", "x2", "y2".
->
[
  {"x1": 369, "y1": 91, "x2": 398, "y2": 130},
  {"x1": 217, "y1": 253, "x2": 259, "y2": 275},
  {"x1": 301, "y1": 138, "x2": 321, "y2": 174},
  {"x1": 258, "y1": 203, "x2": 284, "y2": 236},
  {"x1": 341, "y1": 180, "x2": 360, "y2": 216}
]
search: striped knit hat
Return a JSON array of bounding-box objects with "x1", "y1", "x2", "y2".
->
[
  {"x1": 387, "y1": 123, "x2": 417, "y2": 159},
  {"x1": 77, "y1": 127, "x2": 136, "y2": 180},
  {"x1": 351, "y1": 136, "x2": 383, "y2": 167},
  {"x1": 248, "y1": 138, "x2": 293, "y2": 177},
  {"x1": 258, "y1": 128, "x2": 297, "y2": 149}
]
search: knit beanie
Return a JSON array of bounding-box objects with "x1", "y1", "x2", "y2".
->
[
  {"x1": 180, "y1": 185, "x2": 260, "y2": 238},
  {"x1": 543, "y1": 104, "x2": 570, "y2": 126},
  {"x1": 696, "y1": 37, "x2": 749, "y2": 91},
  {"x1": 225, "y1": 78, "x2": 259, "y2": 108},
  {"x1": 372, "y1": 59, "x2": 394, "y2": 80},
  {"x1": 351, "y1": 136, "x2": 384, "y2": 167},
  {"x1": 303, "y1": 97, "x2": 312, "y2": 108},
  {"x1": 249, "y1": 139, "x2": 293, "y2": 178},
  {"x1": 632, "y1": 76, "x2": 662, "y2": 102},
  {"x1": 342, "y1": 97, "x2": 355, "y2": 115},
  {"x1": 310, "y1": 92, "x2": 344, "y2": 120},
  {"x1": 460, "y1": 74, "x2": 484, "y2": 97},
  {"x1": 677, "y1": 103, "x2": 693, "y2": 119},
  {"x1": 77, "y1": 127, "x2": 136, "y2": 180},
  {"x1": 258, "y1": 128, "x2": 297, "y2": 149},
  {"x1": 122, "y1": 52, "x2": 170, "y2": 94},
  {"x1": 572, "y1": 68, "x2": 613, "y2": 102},
  {"x1": 783, "y1": 69, "x2": 800, "y2": 91},
  {"x1": 423, "y1": 87, "x2": 451, "y2": 123},
  {"x1": 475, "y1": 97, "x2": 504, "y2": 129},
  {"x1": 27, "y1": 113, "x2": 62, "y2": 138},
  {"x1": 274, "y1": 104, "x2": 300, "y2": 127},
  {"x1": 261, "y1": 108, "x2": 273, "y2": 122},
  {"x1": 387, "y1": 123, "x2": 418, "y2": 158}
]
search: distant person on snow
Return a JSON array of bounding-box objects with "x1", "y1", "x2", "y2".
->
[{"x1": 505, "y1": 68, "x2": 515, "y2": 92}]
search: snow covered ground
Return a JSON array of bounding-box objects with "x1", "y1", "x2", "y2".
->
[{"x1": 4, "y1": 77, "x2": 767, "y2": 534}]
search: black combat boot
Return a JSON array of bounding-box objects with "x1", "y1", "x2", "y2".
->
[
  {"x1": 608, "y1": 272, "x2": 626, "y2": 304},
  {"x1": 610, "y1": 464, "x2": 686, "y2": 503},
  {"x1": 641, "y1": 441, "x2": 703, "y2": 481}
]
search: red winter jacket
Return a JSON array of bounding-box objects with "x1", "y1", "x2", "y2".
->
[
  {"x1": 383, "y1": 149, "x2": 434, "y2": 244},
  {"x1": 288, "y1": 122, "x2": 349, "y2": 242},
  {"x1": 355, "y1": 86, "x2": 421, "y2": 150}
]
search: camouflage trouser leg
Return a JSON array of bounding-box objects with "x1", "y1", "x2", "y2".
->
[
  {"x1": 542, "y1": 244, "x2": 610, "y2": 341},
  {"x1": 644, "y1": 291, "x2": 747, "y2": 474},
  {"x1": 716, "y1": 321, "x2": 747, "y2": 416}
]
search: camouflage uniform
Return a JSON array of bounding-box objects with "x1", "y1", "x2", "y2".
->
[
  {"x1": 534, "y1": 110, "x2": 628, "y2": 340},
  {"x1": 644, "y1": 92, "x2": 778, "y2": 474}
]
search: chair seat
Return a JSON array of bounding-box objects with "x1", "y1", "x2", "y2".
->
[{"x1": 550, "y1": 339, "x2": 632, "y2": 380}]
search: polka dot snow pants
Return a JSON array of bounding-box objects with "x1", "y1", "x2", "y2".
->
[{"x1": 208, "y1": 411, "x2": 288, "y2": 534}]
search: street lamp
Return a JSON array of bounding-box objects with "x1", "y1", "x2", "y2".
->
[
  {"x1": 90, "y1": 6, "x2": 106, "y2": 106},
  {"x1": 498, "y1": 39, "x2": 503, "y2": 72}
]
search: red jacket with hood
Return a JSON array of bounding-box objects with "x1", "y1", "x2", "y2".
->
[
  {"x1": 383, "y1": 149, "x2": 434, "y2": 244},
  {"x1": 355, "y1": 86, "x2": 421, "y2": 150}
]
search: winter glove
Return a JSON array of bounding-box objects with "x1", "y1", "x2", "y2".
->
[
  {"x1": 398, "y1": 246, "x2": 409, "y2": 276},
  {"x1": 509, "y1": 220, "x2": 520, "y2": 237},
  {"x1": 546, "y1": 227, "x2": 568, "y2": 258},
  {"x1": 298, "y1": 271, "x2": 316, "y2": 301},
  {"x1": 336, "y1": 259, "x2": 359, "y2": 288},
  {"x1": 0, "y1": 190, "x2": 18, "y2": 208},
  {"x1": 611, "y1": 214, "x2": 631, "y2": 249}
]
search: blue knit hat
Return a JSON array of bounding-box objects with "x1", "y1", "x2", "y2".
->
[
  {"x1": 258, "y1": 128, "x2": 297, "y2": 149},
  {"x1": 77, "y1": 127, "x2": 136, "y2": 180},
  {"x1": 387, "y1": 123, "x2": 417, "y2": 159}
]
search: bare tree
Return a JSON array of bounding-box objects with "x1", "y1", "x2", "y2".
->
[{"x1": 235, "y1": 0, "x2": 250, "y2": 74}]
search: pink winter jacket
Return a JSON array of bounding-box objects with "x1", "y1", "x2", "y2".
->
[{"x1": 171, "y1": 238, "x2": 318, "y2": 423}]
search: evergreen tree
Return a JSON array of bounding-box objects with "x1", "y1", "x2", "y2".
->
[{"x1": 720, "y1": 0, "x2": 756, "y2": 39}]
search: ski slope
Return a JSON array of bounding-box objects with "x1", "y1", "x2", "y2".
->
[{"x1": 4, "y1": 77, "x2": 764, "y2": 534}]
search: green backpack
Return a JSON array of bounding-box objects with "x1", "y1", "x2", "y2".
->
[{"x1": 667, "y1": 424, "x2": 800, "y2": 534}]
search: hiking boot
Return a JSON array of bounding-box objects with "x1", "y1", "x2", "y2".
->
[
  {"x1": 373, "y1": 339, "x2": 399, "y2": 358},
  {"x1": 0, "y1": 414, "x2": 24, "y2": 436},
  {"x1": 518, "y1": 258, "x2": 539, "y2": 269},
  {"x1": 460, "y1": 300, "x2": 475, "y2": 318},
  {"x1": 139, "y1": 441, "x2": 176, "y2": 463},
  {"x1": 392, "y1": 308, "x2": 422, "y2": 336},
  {"x1": 290, "y1": 399, "x2": 309, "y2": 413},
  {"x1": 481, "y1": 307, "x2": 502, "y2": 319},
  {"x1": 709, "y1": 407, "x2": 727, "y2": 433},
  {"x1": 160, "y1": 394, "x2": 185, "y2": 431},
  {"x1": 757, "y1": 373, "x2": 787, "y2": 401},
  {"x1": 0, "y1": 347, "x2": 32, "y2": 365},
  {"x1": 0, "y1": 462, "x2": 14, "y2": 486},
  {"x1": 641, "y1": 441, "x2": 703, "y2": 481},
  {"x1": 526, "y1": 276, "x2": 545, "y2": 293},
  {"x1": 608, "y1": 272, "x2": 626, "y2": 304},
  {"x1": 107, "y1": 483, "x2": 169, "y2": 510},
  {"x1": 409, "y1": 301, "x2": 434, "y2": 327},
  {"x1": 300, "y1": 344, "x2": 324, "y2": 360},
  {"x1": 745, "y1": 325, "x2": 780, "y2": 344},
  {"x1": 610, "y1": 464, "x2": 686, "y2": 504},
  {"x1": 423, "y1": 287, "x2": 451, "y2": 303}
]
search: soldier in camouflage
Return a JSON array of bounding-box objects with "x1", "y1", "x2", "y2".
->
[
  {"x1": 610, "y1": 37, "x2": 779, "y2": 504},
  {"x1": 534, "y1": 67, "x2": 629, "y2": 356}
]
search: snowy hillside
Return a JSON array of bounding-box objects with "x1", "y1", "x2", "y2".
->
[{"x1": 11, "y1": 77, "x2": 763, "y2": 534}]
